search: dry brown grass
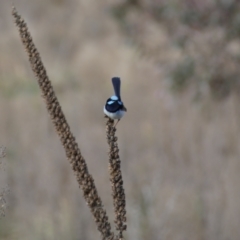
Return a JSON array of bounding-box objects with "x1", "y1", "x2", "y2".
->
[{"x1": 0, "y1": 0, "x2": 240, "y2": 240}]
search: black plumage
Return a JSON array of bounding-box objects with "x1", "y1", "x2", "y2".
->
[{"x1": 105, "y1": 97, "x2": 126, "y2": 113}]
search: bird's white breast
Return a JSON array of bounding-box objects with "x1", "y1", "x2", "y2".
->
[{"x1": 103, "y1": 106, "x2": 125, "y2": 119}]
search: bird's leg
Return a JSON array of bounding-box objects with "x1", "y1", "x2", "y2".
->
[{"x1": 114, "y1": 119, "x2": 120, "y2": 128}]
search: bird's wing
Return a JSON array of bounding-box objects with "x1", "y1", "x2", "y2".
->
[{"x1": 105, "y1": 100, "x2": 121, "y2": 112}]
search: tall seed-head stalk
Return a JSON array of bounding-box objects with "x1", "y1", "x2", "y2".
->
[
  {"x1": 12, "y1": 6, "x2": 114, "y2": 240},
  {"x1": 105, "y1": 117, "x2": 127, "y2": 239}
]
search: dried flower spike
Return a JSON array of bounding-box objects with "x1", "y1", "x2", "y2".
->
[
  {"x1": 105, "y1": 116, "x2": 127, "y2": 239},
  {"x1": 12, "y1": 6, "x2": 114, "y2": 240}
]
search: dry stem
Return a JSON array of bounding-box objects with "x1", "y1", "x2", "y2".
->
[
  {"x1": 12, "y1": 6, "x2": 114, "y2": 240},
  {"x1": 105, "y1": 117, "x2": 127, "y2": 239}
]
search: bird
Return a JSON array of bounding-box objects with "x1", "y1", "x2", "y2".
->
[{"x1": 104, "y1": 77, "x2": 127, "y2": 126}]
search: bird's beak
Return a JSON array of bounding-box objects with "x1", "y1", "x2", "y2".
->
[{"x1": 123, "y1": 105, "x2": 127, "y2": 112}]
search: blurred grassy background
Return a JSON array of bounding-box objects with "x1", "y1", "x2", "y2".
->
[{"x1": 1, "y1": 0, "x2": 240, "y2": 239}]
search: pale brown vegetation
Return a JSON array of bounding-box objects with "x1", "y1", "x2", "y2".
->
[
  {"x1": 0, "y1": 146, "x2": 7, "y2": 217},
  {"x1": 0, "y1": 0, "x2": 240, "y2": 240}
]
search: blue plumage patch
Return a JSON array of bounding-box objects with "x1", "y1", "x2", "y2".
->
[{"x1": 106, "y1": 97, "x2": 124, "y2": 113}]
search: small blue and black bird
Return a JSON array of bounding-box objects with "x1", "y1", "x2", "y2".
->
[{"x1": 104, "y1": 77, "x2": 127, "y2": 126}]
